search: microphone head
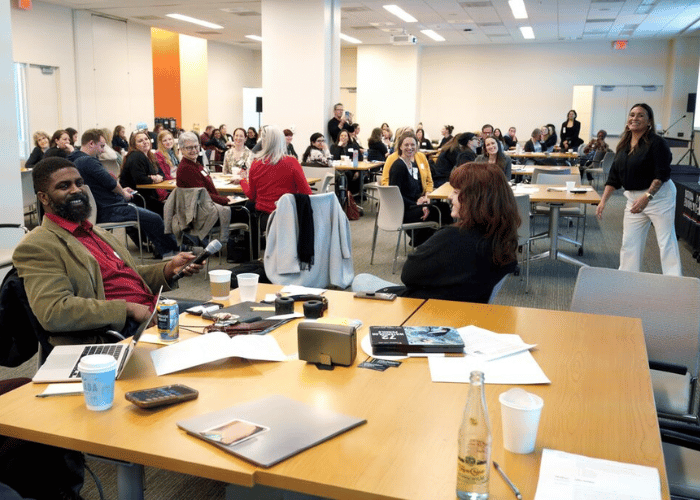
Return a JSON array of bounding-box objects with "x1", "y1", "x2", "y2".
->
[{"x1": 205, "y1": 240, "x2": 222, "y2": 253}]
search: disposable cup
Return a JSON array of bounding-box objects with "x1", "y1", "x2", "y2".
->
[
  {"x1": 79, "y1": 354, "x2": 118, "y2": 411},
  {"x1": 237, "y1": 273, "x2": 259, "y2": 302},
  {"x1": 499, "y1": 389, "x2": 543, "y2": 454},
  {"x1": 209, "y1": 269, "x2": 232, "y2": 300},
  {"x1": 566, "y1": 181, "x2": 576, "y2": 191}
]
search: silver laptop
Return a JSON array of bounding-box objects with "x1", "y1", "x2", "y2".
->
[{"x1": 32, "y1": 288, "x2": 162, "y2": 383}]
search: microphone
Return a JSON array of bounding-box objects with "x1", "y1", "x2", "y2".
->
[{"x1": 171, "y1": 240, "x2": 222, "y2": 281}]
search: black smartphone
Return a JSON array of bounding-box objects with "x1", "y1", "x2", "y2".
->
[
  {"x1": 353, "y1": 291, "x2": 397, "y2": 301},
  {"x1": 125, "y1": 384, "x2": 199, "y2": 409}
]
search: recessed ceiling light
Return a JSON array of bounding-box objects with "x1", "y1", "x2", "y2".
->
[
  {"x1": 165, "y1": 13, "x2": 223, "y2": 30},
  {"x1": 246, "y1": 35, "x2": 263, "y2": 42},
  {"x1": 519, "y1": 26, "x2": 535, "y2": 39},
  {"x1": 383, "y1": 5, "x2": 418, "y2": 23},
  {"x1": 508, "y1": 0, "x2": 528, "y2": 19},
  {"x1": 421, "y1": 29, "x2": 445, "y2": 41},
  {"x1": 340, "y1": 33, "x2": 362, "y2": 44}
]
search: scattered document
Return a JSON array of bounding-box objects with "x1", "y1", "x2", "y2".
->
[
  {"x1": 36, "y1": 383, "x2": 84, "y2": 397},
  {"x1": 459, "y1": 325, "x2": 536, "y2": 361},
  {"x1": 534, "y1": 449, "x2": 661, "y2": 500},
  {"x1": 512, "y1": 186, "x2": 540, "y2": 195},
  {"x1": 428, "y1": 350, "x2": 550, "y2": 384},
  {"x1": 150, "y1": 331, "x2": 286, "y2": 376},
  {"x1": 279, "y1": 285, "x2": 326, "y2": 296}
]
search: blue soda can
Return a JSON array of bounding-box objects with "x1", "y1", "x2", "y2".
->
[{"x1": 157, "y1": 299, "x2": 179, "y2": 342}]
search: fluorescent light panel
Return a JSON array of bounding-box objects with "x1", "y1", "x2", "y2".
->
[
  {"x1": 383, "y1": 5, "x2": 418, "y2": 23},
  {"x1": 166, "y1": 13, "x2": 223, "y2": 30},
  {"x1": 246, "y1": 35, "x2": 263, "y2": 42},
  {"x1": 520, "y1": 26, "x2": 535, "y2": 39},
  {"x1": 508, "y1": 0, "x2": 528, "y2": 19},
  {"x1": 340, "y1": 33, "x2": 362, "y2": 43},
  {"x1": 421, "y1": 29, "x2": 445, "y2": 41}
]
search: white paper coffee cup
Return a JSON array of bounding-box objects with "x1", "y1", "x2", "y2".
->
[
  {"x1": 79, "y1": 354, "x2": 118, "y2": 411},
  {"x1": 499, "y1": 388, "x2": 543, "y2": 454},
  {"x1": 209, "y1": 269, "x2": 232, "y2": 300}
]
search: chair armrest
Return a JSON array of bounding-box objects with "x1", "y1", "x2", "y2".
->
[
  {"x1": 650, "y1": 360, "x2": 688, "y2": 375},
  {"x1": 659, "y1": 427, "x2": 700, "y2": 453}
]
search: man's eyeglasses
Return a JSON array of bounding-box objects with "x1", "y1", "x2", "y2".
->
[{"x1": 183, "y1": 145, "x2": 199, "y2": 151}]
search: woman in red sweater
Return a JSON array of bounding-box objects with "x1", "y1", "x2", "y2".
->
[{"x1": 240, "y1": 125, "x2": 312, "y2": 214}]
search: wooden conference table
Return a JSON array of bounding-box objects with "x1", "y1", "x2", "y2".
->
[
  {"x1": 0, "y1": 285, "x2": 668, "y2": 499},
  {"x1": 430, "y1": 182, "x2": 601, "y2": 267},
  {"x1": 506, "y1": 151, "x2": 579, "y2": 161},
  {"x1": 137, "y1": 175, "x2": 321, "y2": 195},
  {"x1": 334, "y1": 160, "x2": 384, "y2": 202}
]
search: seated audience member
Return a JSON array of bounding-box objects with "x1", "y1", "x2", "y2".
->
[
  {"x1": 542, "y1": 124, "x2": 558, "y2": 152},
  {"x1": 176, "y1": 132, "x2": 237, "y2": 206},
  {"x1": 524, "y1": 128, "x2": 544, "y2": 152},
  {"x1": 223, "y1": 127, "x2": 253, "y2": 175},
  {"x1": 251, "y1": 125, "x2": 268, "y2": 154},
  {"x1": 493, "y1": 128, "x2": 506, "y2": 148},
  {"x1": 349, "y1": 124, "x2": 365, "y2": 158},
  {"x1": 241, "y1": 125, "x2": 312, "y2": 217},
  {"x1": 200, "y1": 125, "x2": 215, "y2": 159},
  {"x1": 112, "y1": 125, "x2": 129, "y2": 155},
  {"x1": 120, "y1": 131, "x2": 167, "y2": 216},
  {"x1": 245, "y1": 127, "x2": 258, "y2": 150},
  {"x1": 381, "y1": 126, "x2": 393, "y2": 149},
  {"x1": 155, "y1": 129, "x2": 180, "y2": 179},
  {"x1": 206, "y1": 128, "x2": 227, "y2": 162},
  {"x1": 302, "y1": 133, "x2": 331, "y2": 166},
  {"x1": 69, "y1": 129, "x2": 178, "y2": 259},
  {"x1": 98, "y1": 128, "x2": 123, "y2": 168},
  {"x1": 367, "y1": 127, "x2": 389, "y2": 161},
  {"x1": 65, "y1": 127, "x2": 79, "y2": 148},
  {"x1": 476, "y1": 136, "x2": 512, "y2": 180},
  {"x1": 352, "y1": 162, "x2": 519, "y2": 302},
  {"x1": 284, "y1": 129, "x2": 298, "y2": 159},
  {"x1": 438, "y1": 125, "x2": 454, "y2": 148},
  {"x1": 434, "y1": 133, "x2": 468, "y2": 188},
  {"x1": 416, "y1": 127, "x2": 432, "y2": 150},
  {"x1": 455, "y1": 132, "x2": 480, "y2": 167},
  {"x1": 151, "y1": 124, "x2": 164, "y2": 148},
  {"x1": 503, "y1": 127, "x2": 518, "y2": 149},
  {"x1": 25, "y1": 130, "x2": 50, "y2": 168},
  {"x1": 44, "y1": 129, "x2": 75, "y2": 158},
  {"x1": 220, "y1": 124, "x2": 233, "y2": 145},
  {"x1": 580, "y1": 129, "x2": 610, "y2": 180},
  {"x1": 330, "y1": 129, "x2": 352, "y2": 160},
  {"x1": 12, "y1": 157, "x2": 202, "y2": 343},
  {"x1": 388, "y1": 131, "x2": 440, "y2": 246},
  {"x1": 560, "y1": 109, "x2": 583, "y2": 151}
]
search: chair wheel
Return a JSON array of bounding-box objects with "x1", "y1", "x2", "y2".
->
[
  {"x1": 514, "y1": 269, "x2": 520, "y2": 276},
  {"x1": 578, "y1": 247, "x2": 583, "y2": 256}
]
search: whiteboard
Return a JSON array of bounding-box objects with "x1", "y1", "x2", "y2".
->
[{"x1": 592, "y1": 85, "x2": 663, "y2": 137}]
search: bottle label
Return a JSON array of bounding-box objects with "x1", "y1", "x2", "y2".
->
[{"x1": 456, "y1": 440, "x2": 489, "y2": 487}]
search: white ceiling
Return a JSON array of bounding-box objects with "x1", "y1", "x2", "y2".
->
[{"x1": 40, "y1": 0, "x2": 700, "y2": 47}]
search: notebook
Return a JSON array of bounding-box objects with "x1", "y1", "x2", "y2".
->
[
  {"x1": 32, "y1": 288, "x2": 162, "y2": 384},
  {"x1": 177, "y1": 394, "x2": 366, "y2": 467}
]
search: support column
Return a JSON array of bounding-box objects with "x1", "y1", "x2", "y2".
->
[{"x1": 261, "y1": 0, "x2": 340, "y2": 150}]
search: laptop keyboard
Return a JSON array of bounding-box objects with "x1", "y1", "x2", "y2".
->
[{"x1": 69, "y1": 344, "x2": 124, "y2": 378}]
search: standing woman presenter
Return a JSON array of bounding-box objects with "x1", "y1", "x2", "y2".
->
[{"x1": 596, "y1": 103, "x2": 681, "y2": 276}]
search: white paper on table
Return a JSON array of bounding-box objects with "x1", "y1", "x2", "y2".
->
[
  {"x1": 458, "y1": 326, "x2": 536, "y2": 361},
  {"x1": 512, "y1": 186, "x2": 540, "y2": 194},
  {"x1": 150, "y1": 331, "x2": 286, "y2": 376},
  {"x1": 534, "y1": 449, "x2": 661, "y2": 500},
  {"x1": 428, "y1": 350, "x2": 550, "y2": 384},
  {"x1": 36, "y1": 383, "x2": 84, "y2": 397}
]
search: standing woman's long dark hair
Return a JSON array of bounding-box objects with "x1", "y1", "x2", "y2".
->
[
  {"x1": 616, "y1": 102, "x2": 656, "y2": 153},
  {"x1": 449, "y1": 162, "x2": 520, "y2": 266}
]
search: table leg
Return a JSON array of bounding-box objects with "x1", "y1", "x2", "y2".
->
[
  {"x1": 548, "y1": 203, "x2": 588, "y2": 267},
  {"x1": 116, "y1": 462, "x2": 145, "y2": 500}
]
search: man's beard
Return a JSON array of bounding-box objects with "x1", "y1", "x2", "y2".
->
[{"x1": 49, "y1": 192, "x2": 92, "y2": 223}]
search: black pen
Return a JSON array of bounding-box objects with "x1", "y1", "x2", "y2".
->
[{"x1": 493, "y1": 461, "x2": 522, "y2": 500}]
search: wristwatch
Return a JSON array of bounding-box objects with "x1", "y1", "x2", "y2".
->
[{"x1": 645, "y1": 192, "x2": 654, "y2": 200}]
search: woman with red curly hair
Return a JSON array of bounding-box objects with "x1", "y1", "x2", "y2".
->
[{"x1": 353, "y1": 162, "x2": 520, "y2": 302}]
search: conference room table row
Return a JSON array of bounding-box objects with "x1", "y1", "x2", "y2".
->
[
  {"x1": 0, "y1": 284, "x2": 669, "y2": 499},
  {"x1": 138, "y1": 175, "x2": 321, "y2": 195}
]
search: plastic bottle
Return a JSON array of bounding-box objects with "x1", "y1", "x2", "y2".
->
[
  {"x1": 456, "y1": 371, "x2": 491, "y2": 499},
  {"x1": 352, "y1": 149, "x2": 359, "y2": 167}
]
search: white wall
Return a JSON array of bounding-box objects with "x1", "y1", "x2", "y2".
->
[
  {"x1": 415, "y1": 39, "x2": 675, "y2": 143},
  {"x1": 207, "y1": 41, "x2": 261, "y2": 129},
  {"x1": 11, "y1": 1, "x2": 78, "y2": 130},
  {"x1": 356, "y1": 45, "x2": 421, "y2": 137}
]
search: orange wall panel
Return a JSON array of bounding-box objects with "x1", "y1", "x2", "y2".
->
[{"x1": 151, "y1": 28, "x2": 181, "y2": 129}]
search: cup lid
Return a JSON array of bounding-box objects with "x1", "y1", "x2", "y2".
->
[{"x1": 78, "y1": 354, "x2": 118, "y2": 372}]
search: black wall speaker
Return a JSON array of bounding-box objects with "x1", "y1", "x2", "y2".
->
[
  {"x1": 687, "y1": 93, "x2": 696, "y2": 113},
  {"x1": 256, "y1": 97, "x2": 263, "y2": 113}
]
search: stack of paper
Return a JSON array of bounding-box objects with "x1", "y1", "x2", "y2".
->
[{"x1": 428, "y1": 325, "x2": 550, "y2": 384}]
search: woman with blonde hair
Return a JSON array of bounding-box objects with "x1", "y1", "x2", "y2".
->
[
  {"x1": 120, "y1": 130, "x2": 166, "y2": 216},
  {"x1": 25, "y1": 131, "x2": 50, "y2": 168},
  {"x1": 155, "y1": 129, "x2": 180, "y2": 179}
]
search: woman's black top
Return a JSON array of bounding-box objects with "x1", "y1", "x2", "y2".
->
[
  {"x1": 367, "y1": 139, "x2": 388, "y2": 161},
  {"x1": 25, "y1": 147, "x2": 45, "y2": 168},
  {"x1": 606, "y1": 134, "x2": 671, "y2": 191}
]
